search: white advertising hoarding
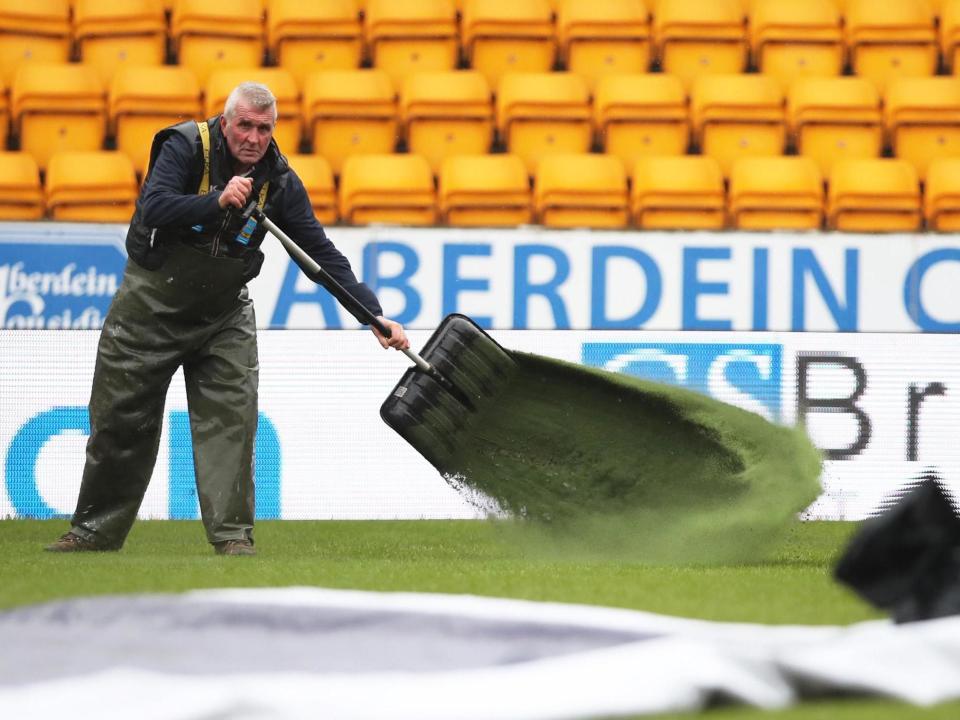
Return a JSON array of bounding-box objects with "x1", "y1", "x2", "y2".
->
[{"x1": 2, "y1": 329, "x2": 957, "y2": 522}]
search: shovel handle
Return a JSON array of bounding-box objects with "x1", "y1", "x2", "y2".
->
[{"x1": 252, "y1": 209, "x2": 433, "y2": 374}]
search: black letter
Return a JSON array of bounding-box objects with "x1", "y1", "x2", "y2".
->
[
  {"x1": 797, "y1": 354, "x2": 871, "y2": 460},
  {"x1": 906, "y1": 382, "x2": 947, "y2": 461}
]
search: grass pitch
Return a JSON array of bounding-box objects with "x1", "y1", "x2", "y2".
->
[{"x1": 1, "y1": 519, "x2": 957, "y2": 719}]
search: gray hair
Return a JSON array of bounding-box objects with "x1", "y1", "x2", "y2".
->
[{"x1": 224, "y1": 82, "x2": 277, "y2": 121}]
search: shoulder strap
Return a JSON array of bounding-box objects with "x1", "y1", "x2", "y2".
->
[
  {"x1": 197, "y1": 121, "x2": 211, "y2": 195},
  {"x1": 257, "y1": 182, "x2": 269, "y2": 209}
]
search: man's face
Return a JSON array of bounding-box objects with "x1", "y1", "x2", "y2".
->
[{"x1": 221, "y1": 101, "x2": 276, "y2": 168}]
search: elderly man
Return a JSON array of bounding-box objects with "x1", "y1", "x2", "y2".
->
[{"x1": 47, "y1": 82, "x2": 408, "y2": 556}]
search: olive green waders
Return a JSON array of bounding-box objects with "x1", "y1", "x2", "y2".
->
[{"x1": 71, "y1": 242, "x2": 259, "y2": 548}]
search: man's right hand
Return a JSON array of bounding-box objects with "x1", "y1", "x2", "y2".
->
[{"x1": 218, "y1": 175, "x2": 254, "y2": 209}]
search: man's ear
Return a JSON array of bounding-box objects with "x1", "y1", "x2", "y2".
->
[{"x1": 220, "y1": 115, "x2": 227, "y2": 133}]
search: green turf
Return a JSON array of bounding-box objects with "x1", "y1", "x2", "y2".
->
[
  {"x1": 1, "y1": 518, "x2": 861, "y2": 620},
  {"x1": 1, "y1": 519, "x2": 957, "y2": 720}
]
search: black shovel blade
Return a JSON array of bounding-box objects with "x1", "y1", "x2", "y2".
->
[{"x1": 380, "y1": 314, "x2": 517, "y2": 472}]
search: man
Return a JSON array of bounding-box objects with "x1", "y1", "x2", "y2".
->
[{"x1": 47, "y1": 82, "x2": 409, "y2": 556}]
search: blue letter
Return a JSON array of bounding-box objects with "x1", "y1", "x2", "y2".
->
[
  {"x1": 513, "y1": 244, "x2": 570, "y2": 328},
  {"x1": 752, "y1": 247, "x2": 769, "y2": 331},
  {"x1": 363, "y1": 241, "x2": 421, "y2": 325},
  {"x1": 270, "y1": 260, "x2": 342, "y2": 328},
  {"x1": 168, "y1": 412, "x2": 282, "y2": 520},
  {"x1": 443, "y1": 243, "x2": 492, "y2": 327},
  {"x1": 792, "y1": 248, "x2": 859, "y2": 331},
  {"x1": 904, "y1": 249, "x2": 960, "y2": 332},
  {"x1": 590, "y1": 246, "x2": 662, "y2": 328},
  {"x1": 682, "y1": 247, "x2": 732, "y2": 330},
  {"x1": 5, "y1": 407, "x2": 88, "y2": 518}
]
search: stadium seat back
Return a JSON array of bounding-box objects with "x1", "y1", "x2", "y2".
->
[
  {"x1": 73, "y1": 0, "x2": 167, "y2": 85},
  {"x1": 535, "y1": 153, "x2": 628, "y2": 228},
  {"x1": 497, "y1": 72, "x2": 592, "y2": 174},
  {"x1": 749, "y1": 0, "x2": 842, "y2": 90},
  {"x1": 0, "y1": 151, "x2": 43, "y2": 220},
  {"x1": 557, "y1": 0, "x2": 652, "y2": 91},
  {"x1": 401, "y1": 71, "x2": 493, "y2": 175},
  {"x1": 789, "y1": 76, "x2": 882, "y2": 177},
  {"x1": 654, "y1": 0, "x2": 748, "y2": 89},
  {"x1": 885, "y1": 77, "x2": 960, "y2": 180},
  {"x1": 439, "y1": 154, "x2": 532, "y2": 226},
  {"x1": 206, "y1": 68, "x2": 302, "y2": 154},
  {"x1": 364, "y1": 0, "x2": 458, "y2": 88},
  {"x1": 631, "y1": 155, "x2": 725, "y2": 229},
  {"x1": 691, "y1": 74, "x2": 785, "y2": 176},
  {"x1": 461, "y1": 0, "x2": 556, "y2": 88},
  {"x1": 594, "y1": 74, "x2": 689, "y2": 173},
  {"x1": 285, "y1": 153, "x2": 338, "y2": 224},
  {"x1": 0, "y1": 0, "x2": 70, "y2": 84},
  {"x1": 172, "y1": 0, "x2": 265, "y2": 86},
  {"x1": 828, "y1": 158, "x2": 921, "y2": 232},
  {"x1": 302, "y1": 69, "x2": 397, "y2": 175},
  {"x1": 339, "y1": 153, "x2": 436, "y2": 225},
  {"x1": 12, "y1": 63, "x2": 106, "y2": 171},
  {"x1": 845, "y1": 0, "x2": 938, "y2": 92},
  {"x1": 267, "y1": 0, "x2": 363, "y2": 85},
  {"x1": 925, "y1": 156, "x2": 960, "y2": 230},
  {"x1": 728, "y1": 156, "x2": 823, "y2": 230},
  {"x1": 45, "y1": 150, "x2": 138, "y2": 222},
  {"x1": 110, "y1": 65, "x2": 202, "y2": 176}
]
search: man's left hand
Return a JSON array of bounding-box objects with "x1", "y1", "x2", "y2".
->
[{"x1": 372, "y1": 316, "x2": 410, "y2": 350}]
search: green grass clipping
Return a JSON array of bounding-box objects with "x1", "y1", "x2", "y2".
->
[{"x1": 439, "y1": 352, "x2": 823, "y2": 565}]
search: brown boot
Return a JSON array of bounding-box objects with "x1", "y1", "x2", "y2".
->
[
  {"x1": 213, "y1": 539, "x2": 256, "y2": 556},
  {"x1": 45, "y1": 531, "x2": 117, "y2": 553}
]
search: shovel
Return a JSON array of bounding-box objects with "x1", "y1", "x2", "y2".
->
[{"x1": 257, "y1": 206, "x2": 822, "y2": 559}]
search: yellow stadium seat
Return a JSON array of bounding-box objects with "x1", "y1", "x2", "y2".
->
[
  {"x1": 654, "y1": 0, "x2": 748, "y2": 89},
  {"x1": 556, "y1": 0, "x2": 652, "y2": 91},
  {"x1": 206, "y1": 68, "x2": 302, "y2": 154},
  {"x1": 339, "y1": 153, "x2": 436, "y2": 225},
  {"x1": 828, "y1": 158, "x2": 921, "y2": 232},
  {"x1": 401, "y1": 71, "x2": 493, "y2": 175},
  {"x1": 0, "y1": 1, "x2": 70, "y2": 85},
  {"x1": 845, "y1": 0, "x2": 937, "y2": 93},
  {"x1": 497, "y1": 72, "x2": 592, "y2": 174},
  {"x1": 438, "y1": 154, "x2": 532, "y2": 226},
  {"x1": 73, "y1": 0, "x2": 167, "y2": 86},
  {"x1": 728, "y1": 156, "x2": 823, "y2": 230},
  {"x1": 594, "y1": 74, "x2": 688, "y2": 173},
  {"x1": 925, "y1": 157, "x2": 960, "y2": 230},
  {"x1": 12, "y1": 63, "x2": 106, "y2": 171},
  {"x1": 45, "y1": 150, "x2": 138, "y2": 222},
  {"x1": 943, "y1": 0, "x2": 960, "y2": 72},
  {"x1": 461, "y1": 0, "x2": 556, "y2": 88},
  {"x1": 110, "y1": 66, "x2": 202, "y2": 177},
  {"x1": 302, "y1": 69, "x2": 397, "y2": 175},
  {"x1": 0, "y1": 152, "x2": 43, "y2": 219},
  {"x1": 267, "y1": 0, "x2": 362, "y2": 86},
  {"x1": 691, "y1": 74, "x2": 785, "y2": 177},
  {"x1": 535, "y1": 153, "x2": 628, "y2": 228},
  {"x1": 285, "y1": 153, "x2": 337, "y2": 225},
  {"x1": 364, "y1": 0, "x2": 458, "y2": 88},
  {"x1": 789, "y1": 76, "x2": 882, "y2": 178},
  {"x1": 631, "y1": 155, "x2": 725, "y2": 229},
  {"x1": 885, "y1": 77, "x2": 960, "y2": 180},
  {"x1": 172, "y1": 0, "x2": 265, "y2": 87},
  {"x1": 749, "y1": 0, "x2": 842, "y2": 90}
]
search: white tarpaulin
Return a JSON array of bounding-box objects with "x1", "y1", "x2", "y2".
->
[{"x1": 1, "y1": 587, "x2": 958, "y2": 719}]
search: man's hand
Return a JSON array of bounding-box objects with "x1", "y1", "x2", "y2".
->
[
  {"x1": 218, "y1": 175, "x2": 253, "y2": 209},
  {"x1": 372, "y1": 316, "x2": 410, "y2": 350}
]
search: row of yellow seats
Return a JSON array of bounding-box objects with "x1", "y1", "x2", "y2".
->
[
  {"x1": 5, "y1": 62, "x2": 960, "y2": 184},
  {"x1": 4, "y1": 148, "x2": 956, "y2": 233},
  {"x1": 5, "y1": 0, "x2": 960, "y2": 95}
]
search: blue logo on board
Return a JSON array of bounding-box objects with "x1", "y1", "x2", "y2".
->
[{"x1": 582, "y1": 342, "x2": 783, "y2": 421}]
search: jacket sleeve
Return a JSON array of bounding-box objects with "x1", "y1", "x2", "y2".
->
[
  {"x1": 272, "y1": 171, "x2": 384, "y2": 320},
  {"x1": 139, "y1": 132, "x2": 223, "y2": 228}
]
